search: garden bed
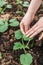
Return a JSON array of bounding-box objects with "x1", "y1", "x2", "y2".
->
[{"x1": 0, "y1": 0, "x2": 43, "y2": 65}]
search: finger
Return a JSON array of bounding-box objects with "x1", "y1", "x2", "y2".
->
[
  {"x1": 39, "y1": 32, "x2": 43, "y2": 40},
  {"x1": 29, "y1": 28, "x2": 43, "y2": 38},
  {"x1": 26, "y1": 22, "x2": 38, "y2": 35},
  {"x1": 24, "y1": 24, "x2": 29, "y2": 33},
  {"x1": 26, "y1": 26, "x2": 39, "y2": 37},
  {"x1": 20, "y1": 23, "x2": 25, "y2": 34}
]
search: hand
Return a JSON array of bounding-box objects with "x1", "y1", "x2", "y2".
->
[
  {"x1": 39, "y1": 32, "x2": 43, "y2": 40},
  {"x1": 26, "y1": 17, "x2": 43, "y2": 39},
  {"x1": 20, "y1": 12, "x2": 34, "y2": 34}
]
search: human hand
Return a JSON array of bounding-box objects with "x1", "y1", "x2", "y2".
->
[
  {"x1": 26, "y1": 17, "x2": 43, "y2": 39},
  {"x1": 20, "y1": 12, "x2": 34, "y2": 34},
  {"x1": 39, "y1": 32, "x2": 43, "y2": 40}
]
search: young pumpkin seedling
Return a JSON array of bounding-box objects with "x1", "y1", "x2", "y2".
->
[
  {"x1": 13, "y1": 29, "x2": 33, "y2": 65},
  {"x1": 6, "y1": 4, "x2": 12, "y2": 9},
  {"x1": 0, "y1": 0, "x2": 12, "y2": 14},
  {"x1": 0, "y1": 0, "x2": 7, "y2": 8},
  {"x1": 15, "y1": 1, "x2": 30, "y2": 16},
  {"x1": 16, "y1": 0, "x2": 23, "y2": 5},
  {"x1": 16, "y1": 0, "x2": 29, "y2": 7},
  {"x1": 0, "y1": 18, "x2": 19, "y2": 33},
  {"x1": 9, "y1": 18, "x2": 19, "y2": 27},
  {"x1": 23, "y1": 1, "x2": 30, "y2": 7},
  {"x1": 0, "y1": 19, "x2": 8, "y2": 32},
  {"x1": 16, "y1": 10, "x2": 25, "y2": 15},
  {"x1": 0, "y1": 0, "x2": 7, "y2": 13}
]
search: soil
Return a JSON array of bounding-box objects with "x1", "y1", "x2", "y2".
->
[{"x1": 0, "y1": 0, "x2": 43, "y2": 65}]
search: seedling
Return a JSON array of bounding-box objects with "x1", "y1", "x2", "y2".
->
[
  {"x1": 0, "y1": 0, "x2": 12, "y2": 13},
  {"x1": 0, "y1": 19, "x2": 8, "y2": 32},
  {"x1": 9, "y1": 18, "x2": 19, "y2": 27},
  {"x1": 0, "y1": 18, "x2": 19, "y2": 32},
  {"x1": 16, "y1": 11, "x2": 25, "y2": 15},
  {"x1": 23, "y1": 1, "x2": 29, "y2": 7},
  {"x1": 16, "y1": 1, "x2": 30, "y2": 16},
  {"x1": 13, "y1": 29, "x2": 33, "y2": 65},
  {"x1": 16, "y1": 0, "x2": 23, "y2": 5},
  {"x1": 6, "y1": 4, "x2": 12, "y2": 9},
  {"x1": 0, "y1": 0, "x2": 7, "y2": 8},
  {"x1": 16, "y1": 0, "x2": 29, "y2": 7}
]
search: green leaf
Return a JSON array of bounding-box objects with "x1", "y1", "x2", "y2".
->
[
  {"x1": 0, "y1": 7, "x2": 3, "y2": 13},
  {"x1": 0, "y1": 20, "x2": 4, "y2": 25},
  {"x1": 0, "y1": 52, "x2": 2, "y2": 59},
  {"x1": 17, "y1": 0, "x2": 23, "y2": 5},
  {"x1": 0, "y1": 0, "x2": 7, "y2": 7},
  {"x1": 6, "y1": 4, "x2": 12, "y2": 9},
  {"x1": 16, "y1": 11, "x2": 25, "y2": 15},
  {"x1": 9, "y1": 18, "x2": 19, "y2": 27},
  {"x1": 25, "y1": 45, "x2": 29, "y2": 49},
  {"x1": 20, "y1": 53, "x2": 33, "y2": 65},
  {"x1": 13, "y1": 42, "x2": 23, "y2": 50},
  {"x1": 23, "y1": 35, "x2": 32, "y2": 41},
  {"x1": 23, "y1": 1, "x2": 29, "y2": 7},
  {"x1": 15, "y1": 30, "x2": 23, "y2": 39},
  {"x1": 0, "y1": 19, "x2": 8, "y2": 32}
]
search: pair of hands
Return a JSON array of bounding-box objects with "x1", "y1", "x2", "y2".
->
[{"x1": 20, "y1": 13, "x2": 43, "y2": 40}]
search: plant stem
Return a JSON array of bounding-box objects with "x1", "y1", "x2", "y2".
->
[
  {"x1": 3, "y1": 7, "x2": 6, "y2": 12},
  {"x1": 26, "y1": 40, "x2": 30, "y2": 46},
  {"x1": 22, "y1": 38, "x2": 27, "y2": 54}
]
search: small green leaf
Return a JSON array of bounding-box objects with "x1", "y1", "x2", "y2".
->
[
  {"x1": 0, "y1": 20, "x2": 4, "y2": 25},
  {"x1": 23, "y1": 1, "x2": 29, "y2": 7},
  {"x1": 0, "y1": 0, "x2": 7, "y2": 7},
  {"x1": 9, "y1": 18, "x2": 19, "y2": 27},
  {"x1": 15, "y1": 30, "x2": 23, "y2": 39},
  {"x1": 0, "y1": 19, "x2": 8, "y2": 32},
  {"x1": 6, "y1": 4, "x2": 12, "y2": 9},
  {"x1": 0, "y1": 7, "x2": 3, "y2": 13},
  {"x1": 23, "y1": 35, "x2": 32, "y2": 41},
  {"x1": 0, "y1": 52, "x2": 2, "y2": 59},
  {"x1": 13, "y1": 42, "x2": 23, "y2": 50},
  {"x1": 16, "y1": 11, "x2": 25, "y2": 15},
  {"x1": 20, "y1": 53, "x2": 33, "y2": 65},
  {"x1": 16, "y1": 11, "x2": 22, "y2": 14},
  {"x1": 25, "y1": 45, "x2": 29, "y2": 49},
  {"x1": 16, "y1": 0, "x2": 23, "y2": 5}
]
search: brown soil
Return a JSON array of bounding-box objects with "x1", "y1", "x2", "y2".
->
[{"x1": 0, "y1": 0, "x2": 43, "y2": 65}]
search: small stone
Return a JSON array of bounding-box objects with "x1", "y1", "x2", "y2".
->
[{"x1": 9, "y1": 29, "x2": 14, "y2": 35}]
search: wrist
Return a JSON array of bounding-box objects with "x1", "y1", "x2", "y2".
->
[
  {"x1": 27, "y1": 9, "x2": 35, "y2": 17},
  {"x1": 26, "y1": 10, "x2": 35, "y2": 23}
]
